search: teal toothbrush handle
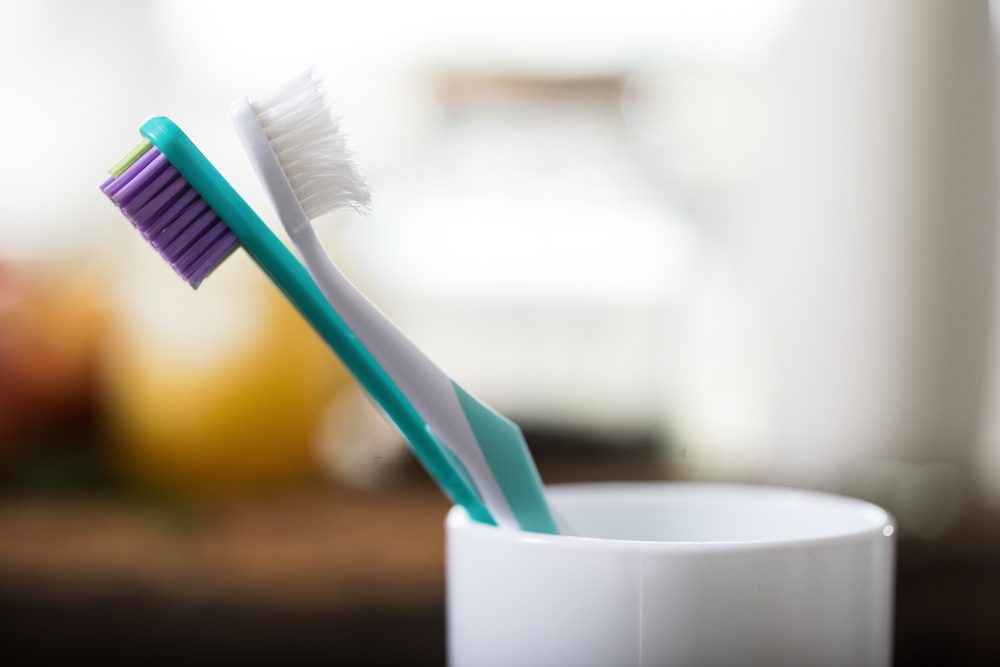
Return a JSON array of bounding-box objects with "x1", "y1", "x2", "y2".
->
[
  {"x1": 452, "y1": 382, "x2": 558, "y2": 533},
  {"x1": 141, "y1": 116, "x2": 493, "y2": 525}
]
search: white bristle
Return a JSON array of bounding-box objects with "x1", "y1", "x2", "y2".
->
[{"x1": 250, "y1": 68, "x2": 371, "y2": 219}]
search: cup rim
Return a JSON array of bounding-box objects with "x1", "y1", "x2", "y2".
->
[{"x1": 447, "y1": 481, "x2": 896, "y2": 553}]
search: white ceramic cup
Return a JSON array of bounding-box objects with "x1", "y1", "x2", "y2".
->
[{"x1": 447, "y1": 483, "x2": 894, "y2": 667}]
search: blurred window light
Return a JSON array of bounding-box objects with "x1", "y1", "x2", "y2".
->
[
  {"x1": 341, "y1": 71, "x2": 701, "y2": 433},
  {"x1": 135, "y1": 0, "x2": 798, "y2": 436}
]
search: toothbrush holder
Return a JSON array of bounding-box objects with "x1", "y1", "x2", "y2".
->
[{"x1": 446, "y1": 482, "x2": 894, "y2": 667}]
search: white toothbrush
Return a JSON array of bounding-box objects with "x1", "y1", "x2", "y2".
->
[{"x1": 231, "y1": 68, "x2": 557, "y2": 532}]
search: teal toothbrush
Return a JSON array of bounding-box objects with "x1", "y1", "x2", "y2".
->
[{"x1": 100, "y1": 116, "x2": 493, "y2": 525}]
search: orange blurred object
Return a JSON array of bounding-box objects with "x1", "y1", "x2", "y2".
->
[{"x1": 0, "y1": 262, "x2": 104, "y2": 464}]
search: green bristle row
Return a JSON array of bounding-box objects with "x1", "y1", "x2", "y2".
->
[{"x1": 108, "y1": 138, "x2": 153, "y2": 177}]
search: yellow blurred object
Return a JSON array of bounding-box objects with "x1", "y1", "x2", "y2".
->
[{"x1": 104, "y1": 254, "x2": 352, "y2": 493}]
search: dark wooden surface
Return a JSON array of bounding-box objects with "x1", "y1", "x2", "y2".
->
[{"x1": 0, "y1": 440, "x2": 998, "y2": 665}]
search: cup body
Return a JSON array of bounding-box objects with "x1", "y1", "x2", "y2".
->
[{"x1": 447, "y1": 483, "x2": 894, "y2": 667}]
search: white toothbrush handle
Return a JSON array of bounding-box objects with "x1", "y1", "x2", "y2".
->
[
  {"x1": 293, "y1": 223, "x2": 518, "y2": 526},
  {"x1": 231, "y1": 99, "x2": 517, "y2": 528}
]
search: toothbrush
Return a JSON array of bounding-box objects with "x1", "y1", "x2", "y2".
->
[
  {"x1": 231, "y1": 69, "x2": 558, "y2": 533},
  {"x1": 99, "y1": 116, "x2": 493, "y2": 525}
]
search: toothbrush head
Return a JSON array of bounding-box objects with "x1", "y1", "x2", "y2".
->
[
  {"x1": 232, "y1": 67, "x2": 370, "y2": 223},
  {"x1": 100, "y1": 138, "x2": 240, "y2": 288}
]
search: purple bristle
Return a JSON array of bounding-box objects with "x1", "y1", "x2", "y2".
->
[
  {"x1": 143, "y1": 188, "x2": 200, "y2": 238},
  {"x1": 102, "y1": 148, "x2": 160, "y2": 198},
  {"x1": 100, "y1": 147, "x2": 240, "y2": 288}
]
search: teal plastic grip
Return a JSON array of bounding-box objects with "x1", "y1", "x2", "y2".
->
[
  {"x1": 140, "y1": 116, "x2": 494, "y2": 526},
  {"x1": 453, "y1": 382, "x2": 558, "y2": 533}
]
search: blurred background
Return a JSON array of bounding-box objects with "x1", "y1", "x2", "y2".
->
[{"x1": 1, "y1": 0, "x2": 999, "y2": 663}]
